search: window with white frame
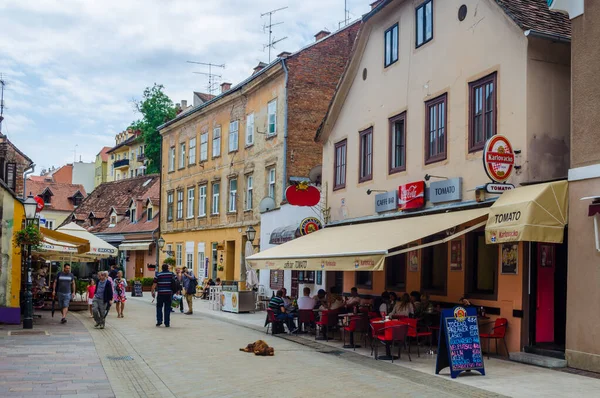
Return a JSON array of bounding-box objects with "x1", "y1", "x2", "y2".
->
[
  {"x1": 179, "y1": 142, "x2": 186, "y2": 168},
  {"x1": 198, "y1": 185, "x2": 207, "y2": 216},
  {"x1": 245, "y1": 175, "x2": 253, "y2": 210},
  {"x1": 166, "y1": 244, "x2": 173, "y2": 258},
  {"x1": 246, "y1": 114, "x2": 254, "y2": 146},
  {"x1": 189, "y1": 138, "x2": 196, "y2": 164},
  {"x1": 212, "y1": 127, "x2": 221, "y2": 157},
  {"x1": 212, "y1": 183, "x2": 220, "y2": 214},
  {"x1": 46, "y1": 219, "x2": 55, "y2": 230},
  {"x1": 268, "y1": 168, "x2": 276, "y2": 199},
  {"x1": 169, "y1": 147, "x2": 175, "y2": 172},
  {"x1": 147, "y1": 206, "x2": 153, "y2": 221},
  {"x1": 200, "y1": 133, "x2": 208, "y2": 161},
  {"x1": 130, "y1": 203, "x2": 137, "y2": 223},
  {"x1": 177, "y1": 190, "x2": 184, "y2": 219},
  {"x1": 186, "y1": 252, "x2": 193, "y2": 270},
  {"x1": 229, "y1": 178, "x2": 237, "y2": 212},
  {"x1": 267, "y1": 100, "x2": 277, "y2": 136},
  {"x1": 167, "y1": 191, "x2": 174, "y2": 221},
  {"x1": 187, "y1": 187, "x2": 195, "y2": 218},
  {"x1": 176, "y1": 244, "x2": 183, "y2": 267},
  {"x1": 229, "y1": 120, "x2": 239, "y2": 152}
]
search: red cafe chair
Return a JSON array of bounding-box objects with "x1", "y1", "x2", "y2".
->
[
  {"x1": 403, "y1": 318, "x2": 432, "y2": 357},
  {"x1": 373, "y1": 321, "x2": 410, "y2": 363},
  {"x1": 343, "y1": 314, "x2": 369, "y2": 350},
  {"x1": 479, "y1": 318, "x2": 508, "y2": 359},
  {"x1": 297, "y1": 309, "x2": 315, "y2": 333}
]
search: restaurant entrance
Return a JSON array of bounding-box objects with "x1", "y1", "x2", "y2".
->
[{"x1": 527, "y1": 237, "x2": 568, "y2": 356}]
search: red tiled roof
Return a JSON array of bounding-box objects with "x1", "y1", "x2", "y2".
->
[
  {"x1": 64, "y1": 174, "x2": 160, "y2": 234},
  {"x1": 27, "y1": 180, "x2": 87, "y2": 212},
  {"x1": 194, "y1": 92, "x2": 215, "y2": 103},
  {"x1": 494, "y1": 0, "x2": 571, "y2": 38},
  {"x1": 28, "y1": 175, "x2": 46, "y2": 182},
  {"x1": 97, "y1": 147, "x2": 111, "y2": 162}
]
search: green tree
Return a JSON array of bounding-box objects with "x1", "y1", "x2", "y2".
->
[{"x1": 131, "y1": 84, "x2": 177, "y2": 174}]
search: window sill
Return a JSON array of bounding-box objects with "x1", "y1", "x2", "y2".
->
[
  {"x1": 358, "y1": 176, "x2": 373, "y2": 184},
  {"x1": 389, "y1": 166, "x2": 406, "y2": 175},
  {"x1": 227, "y1": 211, "x2": 237, "y2": 215},
  {"x1": 424, "y1": 155, "x2": 447, "y2": 165},
  {"x1": 188, "y1": 162, "x2": 197, "y2": 167},
  {"x1": 245, "y1": 143, "x2": 254, "y2": 149},
  {"x1": 178, "y1": 167, "x2": 186, "y2": 171},
  {"x1": 228, "y1": 150, "x2": 239, "y2": 154},
  {"x1": 186, "y1": 216, "x2": 195, "y2": 220},
  {"x1": 265, "y1": 134, "x2": 277, "y2": 141},
  {"x1": 197, "y1": 214, "x2": 207, "y2": 219},
  {"x1": 210, "y1": 213, "x2": 220, "y2": 217},
  {"x1": 384, "y1": 58, "x2": 398, "y2": 69},
  {"x1": 468, "y1": 145, "x2": 484, "y2": 154},
  {"x1": 244, "y1": 209, "x2": 253, "y2": 213},
  {"x1": 332, "y1": 185, "x2": 346, "y2": 192},
  {"x1": 415, "y1": 38, "x2": 433, "y2": 50},
  {"x1": 212, "y1": 156, "x2": 221, "y2": 160},
  {"x1": 168, "y1": 170, "x2": 175, "y2": 174}
]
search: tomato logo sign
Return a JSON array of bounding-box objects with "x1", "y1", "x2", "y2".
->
[
  {"x1": 454, "y1": 306, "x2": 467, "y2": 322},
  {"x1": 483, "y1": 135, "x2": 515, "y2": 183},
  {"x1": 299, "y1": 217, "x2": 322, "y2": 236},
  {"x1": 285, "y1": 182, "x2": 321, "y2": 207}
]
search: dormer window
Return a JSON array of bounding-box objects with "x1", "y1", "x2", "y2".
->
[
  {"x1": 71, "y1": 191, "x2": 83, "y2": 207},
  {"x1": 147, "y1": 206, "x2": 153, "y2": 222},
  {"x1": 129, "y1": 200, "x2": 137, "y2": 223},
  {"x1": 41, "y1": 188, "x2": 54, "y2": 205},
  {"x1": 109, "y1": 213, "x2": 117, "y2": 227}
]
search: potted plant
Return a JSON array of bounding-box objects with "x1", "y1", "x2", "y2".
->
[
  {"x1": 147, "y1": 264, "x2": 156, "y2": 271},
  {"x1": 163, "y1": 257, "x2": 176, "y2": 269},
  {"x1": 14, "y1": 224, "x2": 42, "y2": 251}
]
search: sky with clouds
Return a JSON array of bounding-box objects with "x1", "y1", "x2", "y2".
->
[{"x1": 0, "y1": 0, "x2": 370, "y2": 174}]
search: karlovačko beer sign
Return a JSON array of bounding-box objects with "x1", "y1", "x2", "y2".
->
[{"x1": 483, "y1": 135, "x2": 515, "y2": 183}]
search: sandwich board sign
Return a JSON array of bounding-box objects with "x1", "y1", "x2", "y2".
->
[{"x1": 435, "y1": 306, "x2": 485, "y2": 378}]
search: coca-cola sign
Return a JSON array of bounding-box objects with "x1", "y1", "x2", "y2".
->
[{"x1": 398, "y1": 181, "x2": 425, "y2": 210}]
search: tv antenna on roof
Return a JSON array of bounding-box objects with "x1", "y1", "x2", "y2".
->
[
  {"x1": 0, "y1": 74, "x2": 6, "y2": 134},
  {"x1": 339, "y1": 0, "x2": 351, "y2": 29},
  {"x1": 261, "y1": 6, "x2": 288, "y2": 63},
  {"x1": 187, "y1": 61, "x2": 225, "y2": 96}
]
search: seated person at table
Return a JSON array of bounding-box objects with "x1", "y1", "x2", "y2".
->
[
  {"x1": 281, "y1": 287, "x2": 296, "y2": 312},
  {"x1": 298, "y1": 287, "x2": 316, "y2": 310},
  {"x1": 313, "y1": 289, "x2": 327, "y2": 309},
  {"x1": 344, "y1": 287, "x2": 361, "y2": 310},
  {"x1": 458, "y1": 296, "x2": 472, "y2": 307},
  {"x1": 201, "y1": 279, "x2": 215, "y2": 299},
  {"x1": 378, "y1": 291, "x2": 391, "y2": 317},
  {"x1": 269, "y1": 290, "x2": 297, "y2": 333},
  {"x1": 420, "y1": 292, "x2": 434, "y2": 315},
  {"x1": 410, "y1": 291, "x2": 421, "y2": 310},
  {"x1": 388, "y1": 292, "x2": 398, "y2": 308},
  {"x1": 327, "y1": 286, "x2": 344, "y2": 311},
  {"x1": 389, "y1": 293, "x2": 414, "y2": 318}
]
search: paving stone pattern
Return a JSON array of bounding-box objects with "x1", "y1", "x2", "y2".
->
[{"x1": 0, "y1": 314, "x2": 114, "y2": 398}]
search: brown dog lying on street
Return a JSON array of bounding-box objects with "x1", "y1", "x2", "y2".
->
[{"x1": 239, "y1": 340, "x2": 275, "y2": 356}]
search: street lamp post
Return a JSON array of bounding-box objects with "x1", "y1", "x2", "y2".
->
[
  {"x1": 157, "y1": 237, "x2": 165, "y2": 266},
  {"x1": 22, "y1": 195, "x2": 38, "y2": 329}
]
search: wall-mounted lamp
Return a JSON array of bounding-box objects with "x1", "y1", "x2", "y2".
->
[
  {"x1": 424, "y1": 174, "x2": 448, "y2": 181},
  {"x1": 475, "y1": 186, "x2": 487, "y2": 203},
  {"x1": 219, "y1": 253, "x2": 224, "y2": 265},
  {"x1": 366, "y1": 189, "x2": 387, "y2": 195},
  {"x1": 514, "y1": 149, "x2": 522, "y2": 172}
]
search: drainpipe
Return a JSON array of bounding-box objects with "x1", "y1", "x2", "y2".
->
[
  {"x1": 23, "y1": 163, "x2": 35, "y2": 198},
  {"x1": 281, "y1": 59, "x2": 289, "y2": 204}
]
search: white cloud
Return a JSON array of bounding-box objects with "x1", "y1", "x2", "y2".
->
[{"x1": 0, "y1": 0, "x2": 369, "y2": 169}]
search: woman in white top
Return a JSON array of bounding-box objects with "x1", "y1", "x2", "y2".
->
[{"x1": 389, "y1": 293, "x2": 414, "y2": 318}]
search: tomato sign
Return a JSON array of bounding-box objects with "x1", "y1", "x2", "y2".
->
[
  {"x1": 34, "y1": 196, "x2": 45, "y2": 213},
  {"x1": 285, "y1": 182, "x2": 320, "y2": 207},
  {"x1": 483, "y1": 135, "x2": 515, "y2": 183}
]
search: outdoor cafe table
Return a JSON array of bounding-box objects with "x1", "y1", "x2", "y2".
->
[
  {"x1": 371, "y1": 319, "x2": 399, "y2": 360},
  {"x1": 339, "y1": 313, "x2": 362, "y2": 349}
]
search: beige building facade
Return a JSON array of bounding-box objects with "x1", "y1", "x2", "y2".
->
[
  {"x1": 107, "y1": 130, "x2": 147, "y2": 182},
  {"x1": 316, "y1": 0, "x2": 570, "y2": 355}
]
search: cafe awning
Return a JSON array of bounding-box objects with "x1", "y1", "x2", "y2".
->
[
  {"x1": 485, "y1": 180, "x2": 568, "y2": 244},
  {"x1": 39, "y1": 227, "x2": 90, "y2": 254},
  {"x1": 247, "y1": 207, "x2": 489, "y2": 271},
  {"x1": 119, "y1": 241, "x2": 152, "y2": 251}
]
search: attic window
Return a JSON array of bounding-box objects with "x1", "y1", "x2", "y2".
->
[
  {"x1": 143, "y1": 179, "x2": 152, "y2": 187},
  {"x1": 109, "y1": 214, "x2": 117, "y2": 227},
  {"x1": 147, "y1": 206, "x2": 153, "y2": 222},
  {"x1": 42, "y1": 192, "x2": 52, "y2": 204}
]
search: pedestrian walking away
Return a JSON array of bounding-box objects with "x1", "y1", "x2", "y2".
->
[
  {"x1": 86, "y1": 279, "x2": 96, "y2": 317},
  {"x1": 92, "y1": 271, "x2": 114, "y2": 329},
  {"x1": 113, "y1": 270, "x2": 128, "y2": 318},
  {"x1": 174, "y1": 267, "x2": 184, "y2": 313},
  {"x1": 182, "y1": 266, "x2": 197, "y2": 315},
  {"x1": 108, "y1": 264, "x2": 119, "y2": 280},
  {"x1": 52, "y1": 263, "x2": 76, "y2": 324},
  {"x1": 152, "y1": 263, "x2": 176, "y2": 327}
]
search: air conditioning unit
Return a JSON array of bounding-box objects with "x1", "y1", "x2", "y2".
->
[{"x1": 547, "y1": 0, "x2": 584, "y2": 19}]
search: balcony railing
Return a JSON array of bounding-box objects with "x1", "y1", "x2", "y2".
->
[
  {"x1": 137, "y1": 154, "x2": 146, "y2": 163},
  {"x1": 114, "y1": 159, "x2": 130, "y2": 169}
]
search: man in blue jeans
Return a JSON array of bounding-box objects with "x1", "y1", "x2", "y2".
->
[
  {"x1": 151, "y1": 264, "x2": 176, "y2": 327},
  {"x1": 269, "y1": 289, "x2": 297, "y2": 334}
]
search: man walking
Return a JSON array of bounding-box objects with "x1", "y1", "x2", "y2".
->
[
  {"x1": 92, "y1": 271, "x2": 113, "y2": 329},
  {"x1": 52, "y1": 264, "x2": 76, "y2": 324},
  {"x1": 182, "y1": 266, "x2": 197, "y2": 315},
  {"x1": 108, "y1": 264, "x2": 119, "y2": 280},
  {"x1": 152, "y1": 263, "x2": 176, "y2": 327}
]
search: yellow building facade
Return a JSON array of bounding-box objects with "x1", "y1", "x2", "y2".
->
[
  {"x1": 107, "y1": 130, "x2": 147, "y2": 182},
  {"x1": 159, "y1": 67, "x2": 287, "y2": 283}
]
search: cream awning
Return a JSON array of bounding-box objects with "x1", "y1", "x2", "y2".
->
[
  {"x1": 119, "y1": 241, "x2": 152, "y2": 251},
  {"x1": 485, "y1": 180, "x2": 568, "y2": 244},
  {"x1": 247, "y1": 207, "x2": 489, "y2": 271},
  {"x1": 39, "y1": 227, "x2": 90, "y2": 254}
]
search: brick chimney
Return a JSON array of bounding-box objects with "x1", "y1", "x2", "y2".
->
[
  {"x1": 181, "y1": 100, "x2": 187, "y2": 109},
  {"x1": 252, "y1": 62, "x2": 268, "y2": 75},
  {"x1": 277, "y1": 51, "x2": 291, "y2": 59},
  {"x1": 220, "y1": 82, "x2": 232, "y2": 93},
  {"x1": 370, "y1": 0, "x2": 384, "y2": 10},
  {"x1": 314, "y1": 30, "x2": 331, "y2": 41}
]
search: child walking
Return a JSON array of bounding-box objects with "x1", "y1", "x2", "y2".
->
[{"x1": 86, "y1": 279, "x2": 96, "y2": 317}]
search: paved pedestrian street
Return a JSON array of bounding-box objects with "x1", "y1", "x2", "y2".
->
[{"x1": 2, "y1": 297, "x2": 600, "y2": 397}]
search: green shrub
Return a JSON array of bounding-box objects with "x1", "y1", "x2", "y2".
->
[{"x1": 141, "y1": 277, "x2": 154, "y2": 286}]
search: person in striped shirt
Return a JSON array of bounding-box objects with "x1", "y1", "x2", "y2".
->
[
  {"x1": 151, "y1": 264, "x2": 176, "y2": 327},
  {"x1": 269, "y1": 289, "x2": 297, "y2": 334}
]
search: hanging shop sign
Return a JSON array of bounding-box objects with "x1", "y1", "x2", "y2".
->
[
  {"x1": 34, "y1": 196, "x2": 45, "y2": 212},
  {"x1": 483, "y1": 135, "x2": 515, "y2": 183},
  {"x1": 299, "y1": 217, "x2": 323, "y2": 236},
  {"x1": 485, "y1": 183, "x2": 515, "y2": 194},
  {"x1": 430, "y1": 178, "x2": 462, "y2": 204},
  {"x1": 375, "y1": 190, "x2": 398, "y2": 213},
  {"x1": 398, "y1": 181, "x2": 425, "y2": 210},
  {"x1": 285, "y1": 182, "x2": 320, "y2": 207}
]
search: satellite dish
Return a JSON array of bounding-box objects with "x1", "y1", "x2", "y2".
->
[
  {"x1": 259, "y1": 197, "x2": 276, "y2": 213},
  {"x1": 309, "y1": 165, "x2": 322, "y2": 185}
]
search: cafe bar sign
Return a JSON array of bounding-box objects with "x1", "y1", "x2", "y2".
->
[
  {"x1": 430, "y1": 178, "x2": 462, "y2": 204},
  {"x1": 375, "y1": 190, "x2": 398, "y2": 213}
]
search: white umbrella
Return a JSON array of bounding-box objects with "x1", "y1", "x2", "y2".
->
[
  {"x1": 55, "y1": 222, "x2": 118, "y2": 258},
  {"x1": 245, "y1": 241, "x2": 259, "y2": 289}
]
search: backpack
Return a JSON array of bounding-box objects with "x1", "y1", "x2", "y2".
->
[
  {"x1": 171, "y1": 275, "x2": 181, "y2": 293},
  {"x1": 187, "y1": 278, "x2": 198, "y2": 295}
]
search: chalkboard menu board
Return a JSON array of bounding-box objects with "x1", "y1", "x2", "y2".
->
[
  {"x1": 132, "y1": 281, "x2": 143, "y2": 297},
  {"x1": 435, "y1": 306, "x2": 485, "y2": 379}
]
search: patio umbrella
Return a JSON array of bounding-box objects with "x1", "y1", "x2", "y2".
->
[
  {"x1": 56, "y1": 223, "x2": 118, "y2": 258},
  {"x1": 245, "y1": 241, "x2": 259, "y2": 289}
]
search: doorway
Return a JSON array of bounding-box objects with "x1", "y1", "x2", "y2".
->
[
  {"x1": 528, "y1": 237, "x2": 568, "y2": 355},
  {"x1": 135, "y1": 251, "x2": 144, "y2": 279},
  {"x1": 225, "y1": 241, "x2": 235, "y2": 281},
  {"x1": 291, "y1": 271, "x2": 299, "y2": 298}
]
